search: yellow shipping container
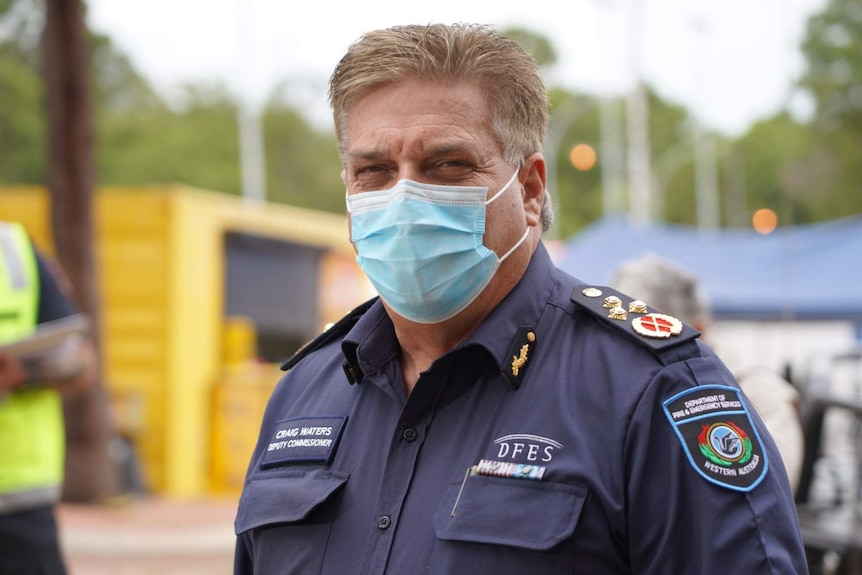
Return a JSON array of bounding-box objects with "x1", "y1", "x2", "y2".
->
[{"x1": 0, "y1": 186, "x2": 369, "y2": 496}]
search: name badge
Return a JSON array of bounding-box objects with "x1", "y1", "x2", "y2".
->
[{"x1": 261, "y1": 415, "x2": 347, "y2": 468}]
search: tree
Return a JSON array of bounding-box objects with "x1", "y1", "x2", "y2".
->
[
  {"x1": 96, "y1": 81, "x2": 243, "y2": 193},
  {"x1": 792, "y1": 0, "x2": 862, "y2": 219},
  {"x1": 0, "y1": 0, "x2": 45, "y2": 182},
  {"x1": 503, "y1": 26, "x2": 557, "y2": 67},
  {"x1": 799, "y1": 0, "x2": 862, "y2": 132},
  {"x1": 262, "y1": 87, "x2": 346, "y2": 213},
  {"x1": 43, "y1": 0, "x2": 118, "y2": 502}
]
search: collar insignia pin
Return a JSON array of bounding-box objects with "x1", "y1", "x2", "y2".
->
[{"x1": 511, "y1": 331, "x2": 535, "y2": 377}]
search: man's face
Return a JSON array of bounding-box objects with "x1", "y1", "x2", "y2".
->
[{"x1": 342, "y1": 77, "x2": 528, "y2": 266}]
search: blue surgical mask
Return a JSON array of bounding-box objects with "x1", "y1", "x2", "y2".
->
[{"x1": 346, "y1": 169, "x2": 530, "y2": 324}]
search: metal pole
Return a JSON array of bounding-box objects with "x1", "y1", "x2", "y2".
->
[
  {"x1": 235, "y1": 0, "x2": 267, "y2": 203},
  {"x1": 626, "y1": 0, "x2": 652, "y2": 224}
]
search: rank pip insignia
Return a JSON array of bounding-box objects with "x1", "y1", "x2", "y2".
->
[
  {"x1": 608, "y1": 306, "x2": 627, "y2": 320},
  {"x1": 602, "y1": 295, "x2": 622, "y2": 309}
]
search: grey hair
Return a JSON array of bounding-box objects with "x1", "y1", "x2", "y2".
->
[
  {"x1": 610, "y1": 254, "x2": 711, "y2": 327},
  {"x1": 328, "y1": 23, "x2": 553, "y2": 231}
]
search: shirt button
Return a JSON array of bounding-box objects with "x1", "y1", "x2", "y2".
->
[
  {"x1": 377, "y1": 515, "x2": 392, "y2": 530},
  {"x1": 401, "y1": 427, "x2": 418, "y2": 442}
]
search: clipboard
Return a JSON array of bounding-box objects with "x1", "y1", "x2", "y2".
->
[
  {"x1": 0, "y1": 314, "x2": 92, "y2": 384},
  {"x1": 0, "y1": 314, "x2": 91, "y2": 357}
]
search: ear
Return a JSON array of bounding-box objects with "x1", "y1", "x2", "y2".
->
[{"x1": 521, "y1": 153, "x2": 546, "y2": 227}]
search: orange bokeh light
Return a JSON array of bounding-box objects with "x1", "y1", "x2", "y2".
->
[
  {"x1": 569, "y1": 144, "x2": 597, "y2": 171},
  {"x1": 752, "y1": 208, "x2": 778, "y2": 235}
]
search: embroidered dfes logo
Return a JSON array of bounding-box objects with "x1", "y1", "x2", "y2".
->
[
  {"x1": 493, "y1": 434, "x2": 563, "y2": 463},
  {"x1": 663, "y1": 385, "x2": 767, "y2": 492}
]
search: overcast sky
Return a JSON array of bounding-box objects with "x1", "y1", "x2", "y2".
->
[{"x1": 86, "y1": 0, "x2": 827, "y2": 137}]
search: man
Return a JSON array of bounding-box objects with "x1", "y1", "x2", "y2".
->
[
  {"x1": 234, "y1": 23, "x2": 808, "y2": 574},
  {"x1": 0, "y1": 221, "x2": 97, "y2": 575},
  {"x1": 611, "y1": 253, "x2": 804, "y2": 495}
]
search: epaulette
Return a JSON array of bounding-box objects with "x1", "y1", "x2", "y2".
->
[
  {"x1": 570, "y1": 285, "x2": 700, "y2": 352},
  {"x1": 280, "y1": 297, "x2": 378, "y2": 371}
]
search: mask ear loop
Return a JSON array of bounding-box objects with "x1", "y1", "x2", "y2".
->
[
  {"x1": 498, "y1": 227, "x2": 531, "y2": 264},
  {"x1": 484, "y1": 169, "x2": 521, "y2": 205}
]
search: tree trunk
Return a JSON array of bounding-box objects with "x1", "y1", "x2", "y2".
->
[{"x1": 43, "y1": 0, "x2": 119, "y2": 502}]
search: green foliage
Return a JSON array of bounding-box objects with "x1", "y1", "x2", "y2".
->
[
  {"x1": 262, "y1": 90, "x2": 343, "y2": 212},
  {"x1": 734, "y1": 113, "x2": 815, "y2": 218},
  {"x1": 547, "y1": 90, "x2": 602, "y2": 237},
  {"x1": 647, "y1": 90, "x2": 696, "y2": 225},
  {"x1": 1, "y1": 0, "x2": 860, "y2": 231},
  {"x1": 0, "y1": 46, "x2": 44, "y2": 181},
  {"x1": 0, "y1": 3, "x2": 342, "y2": 210},
  {"x1": 799, "y1": 0, "x2": 862, "y2": 131},
  {"x1": 549, "y1": 86, "x2": 698, "y2": 236},
  {"x1": 96, "y1": 82, "x2": 242, "y2": 193},
  {"x1": 503, "y1": 26, "x2": 557, "y2": 67},
  {"x1": 788, "y1": 0, "x2": 862, "y2": 221}
]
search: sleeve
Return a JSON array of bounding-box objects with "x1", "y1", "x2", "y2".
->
[
  {"x1": 623, "y1": 352, "x2": 809, "y2": 574},
  {"x1": 34, "y1": 250, "x2": 78, "y2": 324}
]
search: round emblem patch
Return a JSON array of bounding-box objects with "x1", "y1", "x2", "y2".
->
[{"x1": 632, "y1": 313, "x2": 682, "y2": 338}]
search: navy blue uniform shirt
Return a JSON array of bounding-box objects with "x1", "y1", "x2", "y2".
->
[{"x1": 234, "y1": 243, "x2": 808, "y2": 574}]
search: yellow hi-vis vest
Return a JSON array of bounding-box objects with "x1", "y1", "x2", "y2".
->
[{"x1": 0, "y1": 222, "x2": 65, "y2": 511}]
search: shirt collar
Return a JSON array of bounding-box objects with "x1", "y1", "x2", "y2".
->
[
  {"x1": 341, "y1": 242, "x2": 558, "y2": 388},
  {"x1": 463, "y1": 242, "x2": 556, "y2": 388}
]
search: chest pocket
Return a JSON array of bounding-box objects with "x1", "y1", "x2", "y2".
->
[
  {"x1": 430, "y1": 475, "x2": 587, "y2": 573},
  {"x1": 236, "y1": 469, "x2": 348, "y2": 533},
  {"x1": 235, "y1": 469, "x2": 348, "y2": 572}
]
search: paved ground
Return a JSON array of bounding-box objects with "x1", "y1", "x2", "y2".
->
[{"x1": 56, "y1": 496, "x2": 238, "y2": 575}]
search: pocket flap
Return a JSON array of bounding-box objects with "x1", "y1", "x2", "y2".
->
[
  {"x1": 235, "y1": 470, "x2": 348, "y2": 534},
  {"x1": 434, "y1": 475, "x2": 586, "y2": 550}
]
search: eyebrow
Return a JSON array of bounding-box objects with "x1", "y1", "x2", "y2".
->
[
  {"x1": 346, "y1": 150, "x2": 385, "y2": 162},
  {"x1": 346, "y1": 143, "x2": 478, "y2": 164}
]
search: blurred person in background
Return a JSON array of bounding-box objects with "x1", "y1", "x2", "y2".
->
[
  {"x1": 612, "y1": 253, "x2": 804, "y2": 494},
  {"x1": 233, "y1": 23, "x2": 808, "y2": 574},
  {"x1": 0, "y1": 221, "x2": 97, "y2": 575}
]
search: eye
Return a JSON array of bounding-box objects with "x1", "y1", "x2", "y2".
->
[
  {"x1": 351, "y1": 164, "x2": 394, "y2": 191},
  {"x1": 429, "y1": 159, "x2": 474, "y2": 180}
]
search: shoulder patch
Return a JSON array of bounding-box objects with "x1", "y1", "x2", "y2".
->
[
  {"x1": 663, "y1": 385, "x2": 768, "y2": 492},
  {"x1": 570, "y1": 285, "x2": 700, "y2": 351},
  {"x1": 280, "y1": 297, "x2": 378, "y2": 372}
]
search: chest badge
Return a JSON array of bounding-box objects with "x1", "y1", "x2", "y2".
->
[{"x1": 260, "y1": 415, "x2": 348, "y2": 468}]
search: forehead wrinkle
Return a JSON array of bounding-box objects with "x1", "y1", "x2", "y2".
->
[{"x1": 347, "y1": 139, "x2": 476, "y2": 164}]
